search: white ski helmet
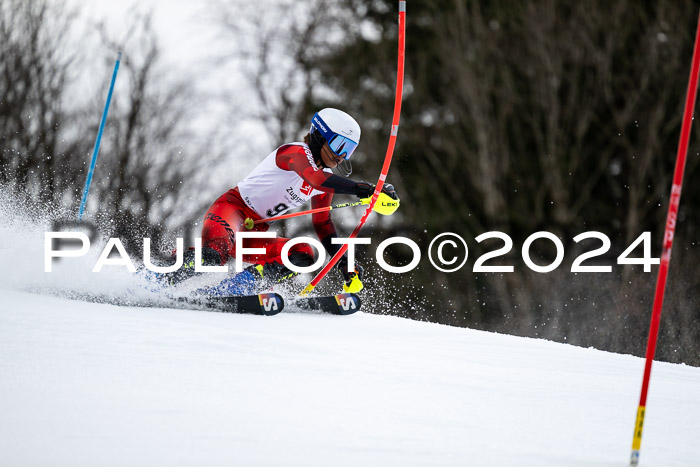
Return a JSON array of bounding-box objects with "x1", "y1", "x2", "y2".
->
[{"x1": 310, "y1": 108, "x2": 361, "y2": 176}]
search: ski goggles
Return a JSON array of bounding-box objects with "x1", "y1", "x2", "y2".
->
[{"x1": 311, "y1": 113, "x2": 359, "y2": 160}]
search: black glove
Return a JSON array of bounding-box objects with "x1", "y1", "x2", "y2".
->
[
  {"x1": 355, "y1": 182, "x2": 399, "y2": 200},
  {"x1": 382, "y1": 183, "x2": 399, "y2": 200},
  {"x1": 337, "y1": 255, "x2": 365, "y2": 283},
  {"x1": 355, "y1": 181, "x2": 374, "y2": 199}
]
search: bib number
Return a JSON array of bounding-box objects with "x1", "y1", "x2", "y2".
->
[{"x1": 266, "y1": 203, "x2": 288, "y2": 218}]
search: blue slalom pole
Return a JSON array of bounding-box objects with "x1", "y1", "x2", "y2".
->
[{"x1": 78, "y1": 51, "x2": 122, "y2": 220}]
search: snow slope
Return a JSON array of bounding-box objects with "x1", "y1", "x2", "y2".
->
[{"x1": 1, "y1": 288, "x2": 698, "y2": 467}]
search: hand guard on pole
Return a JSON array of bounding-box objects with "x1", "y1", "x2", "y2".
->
[{"x1": 357, "y1": 183, "x2": 400, "y2": 216}]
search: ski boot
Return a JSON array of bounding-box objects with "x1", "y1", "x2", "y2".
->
[
  {"x1": 199, "y1": 264, "x2": 265, "y2": 296},
  {"x1": 199, "y1": 252, "x2": 312, "y2": 297}
]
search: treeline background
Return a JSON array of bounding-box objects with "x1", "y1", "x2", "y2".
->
[{"x1": 2, "y1": 0, "x2": 699, "y2": 365}]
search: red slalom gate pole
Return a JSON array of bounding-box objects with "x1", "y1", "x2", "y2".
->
[
  {"x1": 630, "y1": 11, "x2": 700, "y2": 466},
  {"x1": 300, "y1": 0, "x2": 406, "y2": 297}
]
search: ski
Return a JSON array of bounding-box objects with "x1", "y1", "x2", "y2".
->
[
  {"x1": 187, "y1": 292, "x2": 285, "y2": 316},
  {"x1": 52, "y1": 290, "x2": 284, "y2": 316},
  {"x1": 57, "y1": 289, "x2": 358, "y2": 316},
  {"x1": 292, "y1": 293, "x2": 361, "y2": 315}
]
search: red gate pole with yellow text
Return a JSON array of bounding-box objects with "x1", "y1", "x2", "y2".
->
[{"x1": 630, "y1": 10, "x2": 700, "y2": 466}]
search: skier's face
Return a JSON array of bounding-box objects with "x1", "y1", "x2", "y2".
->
[{"x1": 320, "y1": 143, "x2": 342, "y2": 169}]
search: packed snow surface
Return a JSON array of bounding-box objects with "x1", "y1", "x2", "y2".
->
[{"x1": 1, "y1": 288, "x2": 698, "y2": 466}]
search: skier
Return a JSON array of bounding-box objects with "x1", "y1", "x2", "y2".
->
[{"x1": 165, "y1": 108, "x2": 399, "y2": 295}]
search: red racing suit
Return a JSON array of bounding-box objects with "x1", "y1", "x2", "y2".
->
[{"x1": 201, "y1": 142, "x2": 361, "y2": 267}]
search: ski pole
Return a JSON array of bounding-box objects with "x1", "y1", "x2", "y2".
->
[
  {"x1": 629, "y1": 10, "x2": 700, "y2": 467},
  {"x1": 243, "y1": 192, "x2": 400, "y2": 229},
  {"x1": 78, "y1": 51, "x2": 122, "y2": 220},
  {"x1": 243, "y1": 198, "x2": 371, "y2": 229}
]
